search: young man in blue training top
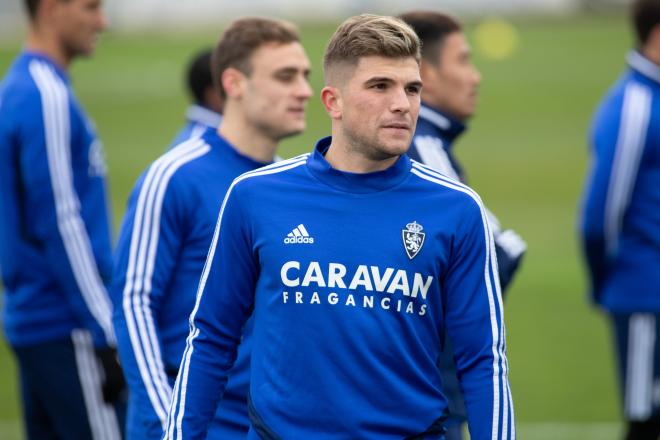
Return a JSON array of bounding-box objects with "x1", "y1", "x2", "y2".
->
[
  {"x1": 111, "y1": 18, "x2": 311, "y2": 439},
  {"x1": 166, "y1": 14, "x2": 514, "y2": 440},
  {"x1": 170, "y1": 48, "x2": 223, "y2": 147},
  {"x1": 0, "y1": 0, "x2": 126, "y2": 438},
  {"x1": 400, "y1": 11, "x2": 526, "y2": 440},
  {"x1": 580, "y1": 0, "x2": 660, "y2": 438}
]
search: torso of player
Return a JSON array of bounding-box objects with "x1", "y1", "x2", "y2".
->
[
  {"x1": 239, "y1": 149, "x2": 479, "y2": 438},
  {"x1": 159, "y1": 132, "x2": 269, "y2": 356}
]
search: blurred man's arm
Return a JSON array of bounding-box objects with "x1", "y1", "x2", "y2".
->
[
  {"x1": 23, "y1": 63, "x2": 114, "y2": 348},
  {"x1": 485, "y1": 210, "x2": 526, "y2": 293},
  {"x1": 580, "y1": 84, "x2": 650, "y2": 303},
  {"x1": 112, "y1": 167, "x2": 188, "y2": 435}
]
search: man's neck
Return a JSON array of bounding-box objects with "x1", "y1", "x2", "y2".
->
[
  {"x1": 218, "y1": 114, "x2": 277, "y2": 163},
  {"x1": 26, "y1": 30, "x2": 69, "y2": 69},
  {"x1": 324, "y1": 131, "x2": 398, "y2": 174},
  {"x1": 642, "y1": 45, "x2": 660, "y2": 66}
]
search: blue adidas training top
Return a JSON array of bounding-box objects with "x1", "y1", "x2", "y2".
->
[
  {"x1": 112, "y1": 128, "x2": 268, "y2": 438},
  {"x1": 166, "y1": 137, "x2": 514, "y2": 440},
  {"x1": 580, "y1": 51, "x2": 660, "y2": 312},
  {"x1": 0, "y1": 51, "x2": 115, "y2": 348}
]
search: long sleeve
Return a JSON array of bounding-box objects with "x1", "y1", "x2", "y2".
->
[
  {"x1": 580, "y1": 81, "x2": 652, "y2": 303},
  {"x1": 24, "y1": 61, "x2": 114, "y2": 347},
  {"x1": 443, "y1": 194, "x2": 514, "y2": 440},
  {"x1": 165, "y1": 180, "x2": 257, "y2": 440},
  {"x1": 112, "y1": 167, "x2": 184, "y2": 435},
  {"x1": 485, "y1": 210, "x2": 526, "y2": 294}
]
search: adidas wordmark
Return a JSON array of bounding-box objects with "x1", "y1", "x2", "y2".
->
[{"x1": 284, "y1": 224, "x2": 315, "y2": 244}]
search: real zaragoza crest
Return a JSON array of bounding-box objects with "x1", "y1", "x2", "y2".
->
[{"x1": 402, "y1": 221, "x2": 425, "y2": 259}]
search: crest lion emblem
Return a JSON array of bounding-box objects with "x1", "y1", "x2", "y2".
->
[{"x1": 402, "y1": 221, "x2": 425, "y2": 259}]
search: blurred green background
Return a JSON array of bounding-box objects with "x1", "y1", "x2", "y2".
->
[{"x1": 0, "y1": 11, "x2": 630, "y2": 439}]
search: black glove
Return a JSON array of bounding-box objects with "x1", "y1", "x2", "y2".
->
[{"x1": 95, "y1": 347, "x2": 127, "y2": 404}]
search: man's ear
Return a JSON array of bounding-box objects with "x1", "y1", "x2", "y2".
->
[
  {"x1": 321, "y1": 86, "x2": 342, "y2": 120},
  {"x1": 648, "y1": 23, "x2": 660, "y2": 55},
  {"x1": 39, "y1": 0, "x2": 61, "y2": 24},
  {"x1": 419, "y1": 60, "x2": 437, "y2": 84},
  {"x1": 221, "y1": 67, "x2": 246, "y2": 100}
]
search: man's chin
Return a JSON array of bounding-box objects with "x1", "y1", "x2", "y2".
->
[{"x1": 275, "y1": 125, "x2": 305, "y2": 142}]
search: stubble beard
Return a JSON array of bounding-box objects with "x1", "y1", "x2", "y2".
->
[{"x1": 343, "y1": 125, "x2": 410, "y2": 162}]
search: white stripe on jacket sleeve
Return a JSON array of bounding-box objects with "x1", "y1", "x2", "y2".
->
[
  {"x1": 29, "y1": 61, "x2": 115, "y2": 345},
  {"x1": 121, "y1": 139, "x2": 210, "y2": 426},
  {"x1": 604, "y1": 82, "x2": 651, "y2": 257}
]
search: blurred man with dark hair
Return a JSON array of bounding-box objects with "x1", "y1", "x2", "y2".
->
[
  {"x1": 170, "y1": 48, "x2": 223, "y2": 146},
  {"x1": 111, "y1": 17, "x2": 311, "y2": 439},
  {"x1": 580, "y1": 1, "x2": 660, "y2": 439},
  {"x1": 400, "y1": 11, "x2": 526, "y2": 440},
  {"x1": 0, "y1": 0, "x2": 126, "y2": 438}
]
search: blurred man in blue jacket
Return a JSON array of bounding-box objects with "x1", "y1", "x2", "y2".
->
[
  {"x1": 400, "y1": 11, "x2": 526, "y2": 440},
  {"x1": 112, "y1": 17, "x2": 312, "y2": 439},
  {"x1": 580, "y1": 1, "x2": 660, "y2": 439},
  {"x1": 0, "y1": 0, "x2": 126, "y2": 438}
]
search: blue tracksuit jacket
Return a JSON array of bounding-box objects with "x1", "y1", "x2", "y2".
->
[
  {"x1": 409, "y1": 103, "x2": 526, "y2": 292},
  {"x1": 0, "y1": 51, "x2": 115, "y2": 348},
  {"x1": 112, "y1": 128, "x2": 269, "y2": 438},
  {"x1": 580, "y1": 50, "x2": 660, "y2": 312},
  {"x1": 169, "y1": 104, "x2": 222, "y2": 149},
  {"x1": 165, "y1": 137, "x2": 514, "y2": 440}
]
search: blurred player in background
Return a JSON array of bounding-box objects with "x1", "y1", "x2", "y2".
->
[
  {"x1": 580, "y1": 0, "x2": 660, "y2": 439},
  {"x1": 0, "y1": 0, "x2": 126, "y2": 438},
  {"x1": 170, "y1": 48, "x2": 223, "y2": 147},
  {"x1": 111, "y1": 17, "x2": 311, "y2": 439},
  {"x1": 165, "y1": 14, "x2": 513, "y2": 440},
  {"x1": 400, "y1": 11, "x2": 526, "y2": 440}
]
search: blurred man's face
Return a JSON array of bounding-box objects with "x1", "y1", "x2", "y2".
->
[
  {"x1": 335, "y1": 56, "x2": 422, "y2": 161},
  {"x1": 53, "y1": 0, "x2": 106, "y2": 59},
  {"x1": 422, "y1": 32, "x2": 481, "y2": 120},
  {"x1": 242, "y1": 42, "x2": 312, "y2": 141}
]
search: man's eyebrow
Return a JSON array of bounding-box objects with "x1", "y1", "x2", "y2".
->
[
  {"x1": 274, "y1": 66, "x2": 311, "y2": 75},
  {"x1": 364, "y1": 76, "x2": 396, "y2": 85}
]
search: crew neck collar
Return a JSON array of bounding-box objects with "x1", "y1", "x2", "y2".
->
[{"x1": 306, "y1": 136, "x2": 411, "y2": 194}]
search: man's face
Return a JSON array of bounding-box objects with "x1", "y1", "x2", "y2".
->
[
  {"x1": 53, "y1": 0, "x2": 106, "y2": 59},
  {"x1": 242, "y1": 42, "x2": 312, "y2": 141},
  {"x1": 336, "y1": 56, "x2": 422, "y2": 161},
  {"x1": 422, "y1": 32, "x2": 481, "y2": 120}
]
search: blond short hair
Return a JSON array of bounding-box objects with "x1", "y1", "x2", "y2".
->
[{"x1": 323, "y1": 14, "x2": 421, "y2": 82}]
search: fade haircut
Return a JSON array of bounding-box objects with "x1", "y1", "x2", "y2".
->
[
  {"x1": 211, "y1": 17, "x2": 300, "y2": 99},
  {"x1": 323, "y1": 14, "x2": 421, "y2": 84},
  {"x1": 24, "y1": 0, "x2": 75, "y2": 22},
  {"x1": 632, "y1": 0, "x2": 660, "y2": 46},
  {"x1": 398, "y1": 11, "x2": 462, "y2": 66}
]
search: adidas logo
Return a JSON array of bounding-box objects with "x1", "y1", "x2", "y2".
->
[{"x1": 284, "y1": 224, "x2": 315, "y2": 244}]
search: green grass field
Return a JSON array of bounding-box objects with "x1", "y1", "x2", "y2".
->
[{"x1": 0, "y1": 12, "x2": 631, "y2": 439}]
